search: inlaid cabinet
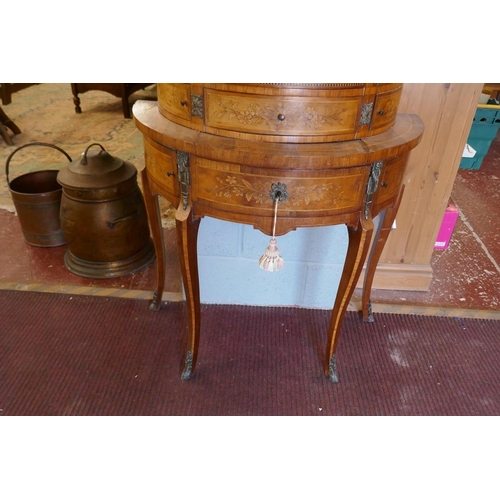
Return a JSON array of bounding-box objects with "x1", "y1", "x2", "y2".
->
[
  {"x1": 133, "y1": 84, "x2": 423, "y2": 382},
  {"x1": 157, "y1": 83, "x2": 403, "y2": 143}
]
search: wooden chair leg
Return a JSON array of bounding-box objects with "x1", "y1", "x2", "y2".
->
[
  {"x1": 0, "y1": 84, "x2": 12, "y2": 105},
  {"x1": 121, "y1": 89, "x2": 131, "y2": 119},
  {"x1": 71, "y1": 84, "x2": 82, "y2": 114},
  {"x1": 0, "y1": 122, "x2": 13, "y2": 145},
  {"x1": 0, "y1": 106, "x2": 20, "y2": 145},
  {"x1": 0, "y1": 107, "x2": 21, "y2": 135}
]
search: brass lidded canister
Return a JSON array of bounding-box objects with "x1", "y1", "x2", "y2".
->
[{"x1": 57, "y1": 143, "x2": 155, "y2": 278}]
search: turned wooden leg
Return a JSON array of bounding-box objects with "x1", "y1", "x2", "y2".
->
[
  {"x1": 325, "y1": 215, "x2": 373, "y2": 383},
  {"x1": 73, "y1": 95, "x2": 82, "y2": 114},
  {"x1": 361, "y1": 186, "x2": 405, "y2": 322},
  {"x1": 70, "y1": 84, "x2": 82, "y2": 114},
  {"x1": 0, "y1": 107, "x2": 21, "y2": 135},
  {"x1": 121, "y1": 90, "x2": 131, "y2": 119},
  {"x1": 0, "y1": 107, "x2": 20, "y2": 145},
  {"x1": 176, "y1": 207, "x2": 201, "y2": 380},
  {"x1": 0, "y1": 122, "x2": 12, "y2": 145},
  {"x1": 140, "y1": 169, "x2": 165, "y2": 311}
]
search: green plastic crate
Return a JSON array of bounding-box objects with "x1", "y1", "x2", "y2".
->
[
  {"x1": 473, "y1": 107, "x2": 497, "y2": 125},
  {"x1": 460, "y1": 105, "x2": 500, "y2": 170}
]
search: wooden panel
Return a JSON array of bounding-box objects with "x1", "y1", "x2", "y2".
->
[
  {"x1": 361, "y1": 83, "x2": 483, "y2": 291},
  {"x1": 143, "y1": 137, "x2": 178, "y2": 200},
  {"x1": 155, "y1": 83, "x2": 404, "y2": 144},
  {"x1": 358, "y1": 262, "x2": 433, "y2": 291},
  {"x1": 193, "y1": 157, "x2": 366, "y2": 217},
  {"x1": 157, "y1": 83, "x2": 192, "y2": 121},
  {"x1": 371, "y1": 87, "x2": 402, "y2": 133},
  {"x1": 204, "y1": 89, "x2": 360, "y2": 137},
  {"x1": 373, "y1": 154, "x2": 408, "y2": 210}
]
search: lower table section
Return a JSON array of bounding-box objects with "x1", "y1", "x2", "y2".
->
[{"x1": 133, "y1": 101, "x2": 423, "y2": 382}]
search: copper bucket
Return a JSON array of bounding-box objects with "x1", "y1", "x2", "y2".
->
[
  {"x1": 57, "y1": 143, "x2": 155, "y2": 278},
  {"x1": 5, "y1": 142, "x2": 72, "y2": 247}
]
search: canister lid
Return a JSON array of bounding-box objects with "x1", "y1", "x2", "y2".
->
[{"x1": 57, "y1": 143, "x2": 137, "y2": 189}]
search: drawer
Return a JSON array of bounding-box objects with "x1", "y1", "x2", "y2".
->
[
  {"x1": 204, "y1": 89, "x2": 361, "y2": 138},
  {"x1": 370, "y1": 87, "x2": 402, "y2": 132},
  {"x1": 143, "y1": 137, "x2": 178, "y2": 199},
  {"x1": 157, "y1": 83, "x2": 193, "y2": 122},
  {"x1": 372, "y1": 155, "x2": 407, "y2": 210},
  {"x1": 192, "y1": 157, "x2": 367, "y2": 216}
]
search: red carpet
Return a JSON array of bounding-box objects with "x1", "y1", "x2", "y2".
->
[{"x1": 1, "y1": 289, "x2": 499, "y2": 415}]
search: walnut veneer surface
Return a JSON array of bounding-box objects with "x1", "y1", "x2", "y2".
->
[
  {"x1": 133, "y1": 85, "x2": 423, "y2": 383},
  {"x1": 157, "y1": 83, "x2": 403, "y2": 143}
]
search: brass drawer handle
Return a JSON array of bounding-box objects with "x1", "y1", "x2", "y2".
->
[
  {"x1": 180, "y1": 100, "x2": 188, "y2": 106},
  {"x1": 277, "y1": 114, "x2": 286, "y2": 121}
]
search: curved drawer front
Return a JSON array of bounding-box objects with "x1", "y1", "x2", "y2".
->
[
  {"x1": 156, "y1": 83, "x2": 403, "y2": 143},
  {"x1": 193, "y1": 157, "x2": 368, "y2": 217},
  {"x1": 371, "y1": 87, "x2": 403, "y2": 134},
  {"x1": 143, "y1": 137, "x2": 178, "y2": 200},
  {"x1": 157, "y1": 83, "x2": 192, "y2": 123},
  {"x1": 373, "y1": 154, "x2": 408, "y2": 210},
  {"x1": 204, "y1": 90, "x2": 360, "y2": 138}
]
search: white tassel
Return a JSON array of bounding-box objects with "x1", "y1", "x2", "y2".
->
[
  {"x1": 259, "y1": 238, "x2": 284, "y2": 271},
  {"x1": 259, "y1": 197, "x2": 284, "y2": 272}
]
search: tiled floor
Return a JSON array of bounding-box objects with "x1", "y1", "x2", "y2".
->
[
  {"x1": 0, "y1": 211, "x2": 182, "y2": 301},
  {"x1": 1, "y1": 124, "x2": 499, "y2": 320}
]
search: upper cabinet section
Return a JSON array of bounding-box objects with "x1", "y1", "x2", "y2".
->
[{"x1": 156, "y1": 83, "x2": 403, "y2": 143}]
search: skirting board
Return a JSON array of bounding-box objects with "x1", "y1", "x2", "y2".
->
[{"x1": 356, "y1": 263, "x2": 433, "y2": 291}]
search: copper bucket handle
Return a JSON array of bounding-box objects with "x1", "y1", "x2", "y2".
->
[
  {"x1": 80, "y1": 143, "x2": 106, "y2": 165},
  {"x1": 5, "y1": 141, "x2": 72, "y2": 186}
]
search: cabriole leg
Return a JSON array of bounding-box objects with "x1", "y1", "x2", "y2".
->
[
  {"x1": 176, "y1": 207, "x2": 201, "y2": 380},
  {"x1": 325, "y1": 216, "x2": 373, "y2": 383},
  {"x1": 140, "y1": 169, "x2": 165, "y2": 311},
  {"x1": 361, "y1": 186, "x2": 405, "y2": 322}
]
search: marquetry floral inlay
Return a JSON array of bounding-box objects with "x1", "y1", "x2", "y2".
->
[
  {"x1": 205, "y1": 175, "x2": 352, "y2": 206},
  {"x1": 212, "y1": 99, "x2": 348, "y2": 131}
]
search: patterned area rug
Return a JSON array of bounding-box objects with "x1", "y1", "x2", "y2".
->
[{"x1": 0, "y1": 83, "x2": 173, "y2": 224}]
